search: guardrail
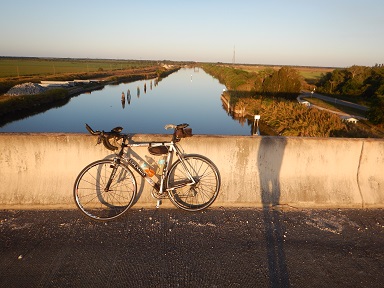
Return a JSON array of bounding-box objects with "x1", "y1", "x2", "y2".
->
[{"x1": 0, "y1": 133, "x2": 383, "y2": 209}]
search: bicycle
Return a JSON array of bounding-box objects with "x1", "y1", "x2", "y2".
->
[{"x1": 73, "y1": 123, "x2": 221, "y2": 221}]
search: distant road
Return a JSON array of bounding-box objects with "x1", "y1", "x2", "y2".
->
[
  {"x1": 298, "y1": 91, "x2": 368, "y2": 120},
  {"x1": 301, "y1": 91, "x2": 369, "y2": 111}
]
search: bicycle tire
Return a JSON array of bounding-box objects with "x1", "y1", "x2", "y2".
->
[
  {"x1": 167, "y1": 154, "x2": 221, "y2": 211},
  {"x1": 74, "y1": 159, "x2": 137, "y2": 221}
]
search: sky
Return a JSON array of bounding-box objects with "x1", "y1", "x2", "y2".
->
[{"x1": 0, "y1": 0, "x2": 383, "y2": 67}]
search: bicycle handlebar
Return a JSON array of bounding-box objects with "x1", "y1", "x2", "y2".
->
[
  {"x1": 85, "y1": 123, "x2": 190, "y2": 151},
  {"x1": 85, "y1": 123, "x2": 122, "y2": 151},
  {"x1": 85, "y1": 123, "x2": 100, "y2": 135}
]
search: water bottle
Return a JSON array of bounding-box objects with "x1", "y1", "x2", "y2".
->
[
  {"x1": 140, "y1": 161, "x2": 155, "y2": 177},
  {"x1": 157, "y1": 158, "x2": 166, "y2": 175}
]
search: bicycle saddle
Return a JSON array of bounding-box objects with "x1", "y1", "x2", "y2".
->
[{"x1": 164, "y1": 123, "x2": 189, "y2": 130}]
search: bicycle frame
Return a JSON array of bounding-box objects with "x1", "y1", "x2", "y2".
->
[{"x1": 114, "y1": 136, "x2": 196, "y2": 195}]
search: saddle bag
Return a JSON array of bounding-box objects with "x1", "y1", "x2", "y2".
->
[{"x1": 175, "y1": 127, "x2": 193, "y2": 139}]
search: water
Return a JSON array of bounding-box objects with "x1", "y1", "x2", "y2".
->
[{"x1": 0, "y1": 68, "x2": 254, "y2": 135}]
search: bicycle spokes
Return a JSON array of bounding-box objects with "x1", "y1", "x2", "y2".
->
[
  {"x1": 166, "y1": 155, "x2": 220, "y2": 211},
  {"x1": 74, "y1": 160, "x2": 137, "y2": 221}
]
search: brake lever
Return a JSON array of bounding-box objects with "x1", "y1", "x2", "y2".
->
[{"x1": 97, "y1": 132, "x2": 104, "y2": 145}]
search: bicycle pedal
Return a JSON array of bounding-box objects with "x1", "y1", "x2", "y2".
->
[{"x1": 156, "y1": 199, "x2": 162, "y2": 208}]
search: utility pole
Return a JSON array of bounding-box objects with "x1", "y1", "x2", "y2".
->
[{"x1": 232, "y1": 45, "x2": 235, "y2": 64}]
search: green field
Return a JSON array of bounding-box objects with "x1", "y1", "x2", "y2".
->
[
  {"x1": 0, "y1": 57, "x2": 157, "y2": 78},
  {"x1": 234, "y1": 64, "x2": 334, "y2": 80}
]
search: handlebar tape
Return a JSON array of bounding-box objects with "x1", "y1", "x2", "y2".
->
[
  {"x1": 102, "y1": 136, "x2": 118, "y2": 151},
  {"x1": 85, "y1": 123, "x2": 99, "y2": 135}
]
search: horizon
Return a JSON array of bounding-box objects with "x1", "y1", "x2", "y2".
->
[
  {"x1": 1, "y1": 0, "x2": 383, "y2": 68},
  {"x1": 0, "y1": 55, "x2": 346, "y2": 69}
]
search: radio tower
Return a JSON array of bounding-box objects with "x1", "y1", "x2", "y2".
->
[{"x1": 232, "y1": 45, "x2": 236, "y2": 64}]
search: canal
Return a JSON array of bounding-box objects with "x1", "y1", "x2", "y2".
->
[{"x1": 0, "y1": 68, "x2": 257, "y2": 135}]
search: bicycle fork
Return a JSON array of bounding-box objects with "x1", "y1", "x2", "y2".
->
[{"x1": 104, "y1": 158, "x2": 121, "y2": 192}]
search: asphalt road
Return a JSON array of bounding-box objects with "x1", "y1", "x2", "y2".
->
[
  {"x1": 311, "y1": 92, "x2": 369, "y2": 111},
  {"x1": 1, "y1": 208, "x2": 383, "y2": 287},
  {"x1": 302, "y1": 92, "x2": 369, "y2": 111}
]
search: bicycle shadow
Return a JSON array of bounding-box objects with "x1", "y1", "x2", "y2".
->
[
  {"x1": 257, "y1": 136, "x2": 290, "y2": 287},
  {"x1": 122, "y1": 148, "x2": 151, "y2": 205},
  {"x1": 102, "y1": 149, "x2": 148, "y2": 206}
]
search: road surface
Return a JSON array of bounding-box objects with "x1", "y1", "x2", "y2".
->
[{"x1": 1, "y1": 208, "x2": 383, "y2": 287}]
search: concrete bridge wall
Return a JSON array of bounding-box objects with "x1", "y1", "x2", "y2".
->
[{"x1": 0, "y1": 133, "x2": 383, "y2": 209}]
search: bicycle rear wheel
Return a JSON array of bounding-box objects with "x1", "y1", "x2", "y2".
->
[
  {"x1": 74, "y1": 159, "x2": 137, "y2": 221},
  {"x1": 167, "y1": 154, "x2": 221, "y2": 211}
]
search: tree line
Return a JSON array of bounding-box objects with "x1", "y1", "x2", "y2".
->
[
  {"x1": 203, "y1": 64, "x2": 301, "y2": 100},
  {"x1": 316, "y1": 65, "x2": 384, "y2": 124}
]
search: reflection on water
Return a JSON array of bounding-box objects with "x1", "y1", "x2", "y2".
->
[
  {"x1": 121, "y1": 92, "x2": 125, "y2": 109},
  {"x1": 220, "y1": 95, "x2": 273, "y2": 136},
  {"x1": 127, "y1": 89, "x2": 131, "y2": 104},
  {"x1": 0, "y1": 68, "x2": 262, "y2": 135}
]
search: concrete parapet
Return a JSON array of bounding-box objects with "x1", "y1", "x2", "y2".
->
[{"x1": 0, "y1": 133, "x2": 383, "y2": 209}]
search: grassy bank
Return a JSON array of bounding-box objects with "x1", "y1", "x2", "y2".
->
[
  {"x1": 0, "y1": 57, "x2": 184, "y2": 95},
  {"x1": 0, "y1": 88, "x2": 68, "y2": 115}
]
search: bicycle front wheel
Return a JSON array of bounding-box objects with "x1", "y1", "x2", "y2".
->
[
  {"x1": 167, "y1": 154, "x2": 221, "y2": 211},
  {"x1": 74, "y1": 159, "x2": 137, "y2": 221}
]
